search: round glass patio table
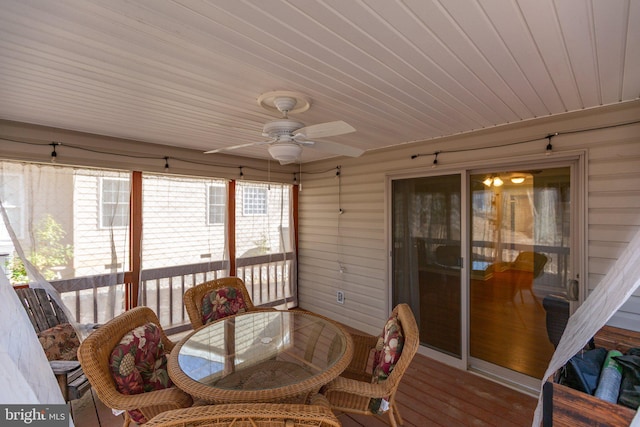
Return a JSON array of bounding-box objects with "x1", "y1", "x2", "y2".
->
[{"x1": 168, "y1": 310, "x2": 353, "y2": 403}]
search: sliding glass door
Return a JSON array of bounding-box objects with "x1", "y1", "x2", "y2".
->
[{"x1": 391, "y1": 164, "x2": 576, "y2": 383}]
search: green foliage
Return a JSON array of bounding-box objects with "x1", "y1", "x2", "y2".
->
[{"x1": 7, "y1": 214, "x2": 73, "y2": 284}]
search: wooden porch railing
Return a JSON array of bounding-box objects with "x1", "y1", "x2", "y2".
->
[{"x1": 49, "y1": 253, "x2": 295, "y2": 334}]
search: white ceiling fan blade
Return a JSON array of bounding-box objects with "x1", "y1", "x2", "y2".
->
[
  {"x1": 294, "y1": 121, "x2": 355, "y2": 140},
  {"x1": 307, "y1": 140, "x2": 364, "y2": 157},
  {"x1": 204, "y1": 140, "x2": 271, "y2": 154}
]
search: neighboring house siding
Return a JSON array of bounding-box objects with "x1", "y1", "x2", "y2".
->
[
  {"x1": 297, "y1": 101, "x2": 640, "y2": 335},
  {"x1": 0, "y1": 163, "x2": 75, "y2": 279},
  {"x1": 141, "y1": 175, "x2": 226, "y2": 269},
  {"x1": 74, "y1": 171, "x2": 130, "y2": 277}
]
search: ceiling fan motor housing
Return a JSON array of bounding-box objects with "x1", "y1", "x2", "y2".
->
[{"x1": 262, "y1": 119, "x2": 305, "y2": 140}]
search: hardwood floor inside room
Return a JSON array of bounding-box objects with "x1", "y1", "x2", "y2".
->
[
  {"x1": 71, "y1": 352, "x2": 537, "y2": 427},
  {"x1": 421, "y1": 266, "x2": 558, "y2": 380},
  {"x1": 469, "y1": 269, "x2": 557, "y2": 379}
]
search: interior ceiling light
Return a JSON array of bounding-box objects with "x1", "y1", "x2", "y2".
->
[
  {"x1": 483, "y1": 176, "x2": 505, "y2": 187},
  {"x1": 511, "y1": 176, "x2": 526, "y2": 184}
]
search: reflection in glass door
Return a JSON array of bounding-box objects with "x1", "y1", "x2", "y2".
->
[
  {"x1": 469, "y1": 167, "x2": 571, "y2": 379},
  {"x1": 392, "y1": 174, "x2": 461, "y2": 357}
]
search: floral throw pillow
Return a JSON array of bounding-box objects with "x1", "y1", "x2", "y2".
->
[
  {"x1": 37, "y1": 322, "x2": 81, "y2": 361},
  {"x1": 370, "y1": 315, "x2": 404, "y2": 414},
  {"x1": 201, "y1": 287, "x2": 248, "y2": 325},
  {"x1": 109, "y1": 323, "x2": 172, "y2": 424}
]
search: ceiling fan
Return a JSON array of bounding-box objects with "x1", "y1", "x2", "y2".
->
[{"x1": 204, "y1": 91, "x2": 363, "y2": 164}]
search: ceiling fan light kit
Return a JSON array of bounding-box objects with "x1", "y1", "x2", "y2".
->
[
  {"x1": 268, "y1": 143, "x2": 303, "y2": 164},
  {"x1": 205, "y1": 90, "x2": 361, "y2": 164}
]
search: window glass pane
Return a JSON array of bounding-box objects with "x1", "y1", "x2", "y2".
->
[
  {"x1": 101, "y1": 178, "x2": 129, "y2": 228},
  {"x1": 208, "y1": 185, "x2": 225, "y2": 225},
  {"x1": 242, "y1": 186, "x2": 267, "y2": 215},
  {"x1": 142, "y1": 174, "x2": 227, "y2": 269}
]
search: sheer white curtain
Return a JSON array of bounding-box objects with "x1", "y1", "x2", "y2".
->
[
  {"x1": 235, "y1": 181, "x2": 296, "y2": 308},
  {"x1": 0, "y1": 272, "x2": 67, "y2": 411},
  {"x1": 0, "y1": 161, "x2": 128, "y2": 329}
]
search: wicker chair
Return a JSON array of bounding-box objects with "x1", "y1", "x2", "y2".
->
[
  {"x1": 184, "y1": 277, "x2": 270, "y2": 330},
  {"x1": 322, "y1": 304, "x2": 419, "y2": 427},
  {"x1": 144, "y1": 396, "x2": 341, "y2": 427},
  {"x1": 77, "y1": 306, "x2": 193, "y2": 427}
]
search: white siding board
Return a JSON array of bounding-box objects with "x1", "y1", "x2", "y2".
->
[
  {"x1": 589, "y1": 174, "x2": 640, "y2": 192},
  {"x1": 588, "y1": 241, "x2": 628, "y2": 259},
  {"x1": 588, "y1": 192, "x2": 640, "y2": 209},
  {"x1": 589, "y1": 211, "x2": 640, "y2": 226},
  {"x1": 589, "y1": 226, "x2": 639, "y2": 243}
]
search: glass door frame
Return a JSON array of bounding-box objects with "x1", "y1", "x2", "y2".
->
[{"x1": 386, "y1": 150, "x2": 586, "y2": 393}]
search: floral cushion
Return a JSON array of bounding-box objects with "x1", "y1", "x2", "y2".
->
[
  {"x1": 37, "y1": 323, "x2": 81, "y2": 361},
  {"x1": 201, "y1": 287, "x2": 248, "y2": 325},
  {"x1": 109, "y1": 323, "x2": 172, "y2": 424},
  {"x1": 370, "y1": 315, "x2": 404, "y2": 414}
]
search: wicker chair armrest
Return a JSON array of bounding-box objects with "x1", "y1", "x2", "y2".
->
[
  {"x1": 323, "y1": 376, "x2": 390, "y2": 399},
  {"x1": 343, "y1": 332, "x2": 378, "y2": 376},
  {"x1": 308, "y1": 392, "x2": 331, "y2": 408},
  {"x1": 102, "y1": 386, "x2": 192, "y2": 413}
]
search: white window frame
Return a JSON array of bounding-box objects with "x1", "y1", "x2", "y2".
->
[
  {"x1": 99, "y1": 177, "x2": 129, "y2": 228},
  {"x1": 207, "y1": 184, "x2": 226, "y2": 225}
]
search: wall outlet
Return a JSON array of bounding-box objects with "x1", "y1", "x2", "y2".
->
[{"x1": 336, "y1": 290, "x2": 345, "y2": 304}]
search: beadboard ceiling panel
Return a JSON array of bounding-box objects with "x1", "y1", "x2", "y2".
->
[{"x1": 0, "y1": 0, "x2": 638, "y2": 163}]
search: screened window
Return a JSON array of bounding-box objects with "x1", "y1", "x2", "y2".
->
[
  {"x1": 101, "y1": 178, "x2": 129, "y2": 228},
  {"x1": 141, "y1": 174, "x2": 227, "y2": 269},
  {"x1": 243, "y1": 186, "x2": 267, "y2": 215},
  {"x1": 208, "y1": 185, "x2": 226, "y2": 225}
]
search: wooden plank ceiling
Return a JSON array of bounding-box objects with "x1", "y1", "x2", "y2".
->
[{"x1": 0, "y1": 0, "x2": 638, "y2": 163}]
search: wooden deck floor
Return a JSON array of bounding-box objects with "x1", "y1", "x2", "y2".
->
[{"x1": 71, "y1": 352, "x2": 537, "y2": 427}]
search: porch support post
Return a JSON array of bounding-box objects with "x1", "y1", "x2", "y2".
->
[
  {"x1": 126, "y1": 171, "x2": 143, "y2": 309},
  {"x1": 228, "y1": 180, "x2": 236, "y2": 274}
]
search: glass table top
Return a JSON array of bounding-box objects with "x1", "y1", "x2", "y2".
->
[{"x1": 176, "y1": 310, "x2": 350, "y2": 392}]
